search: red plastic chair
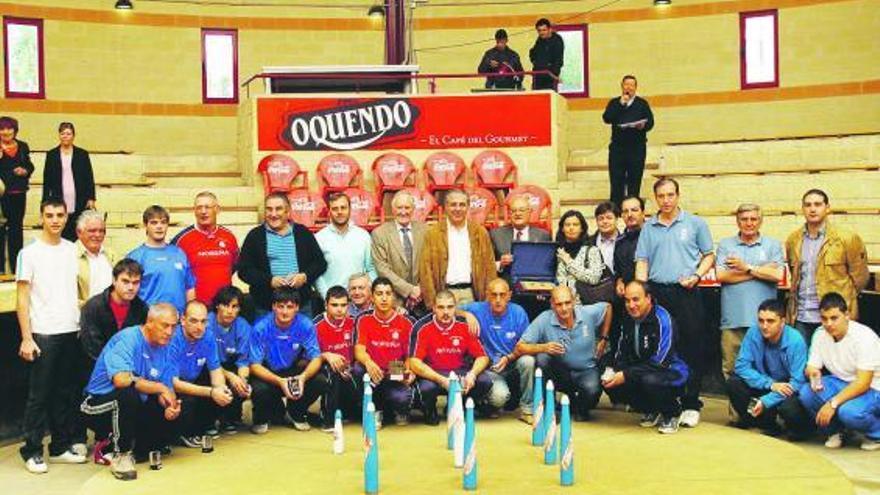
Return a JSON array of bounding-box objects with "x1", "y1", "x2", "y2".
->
[
  {"x1": 286, "y1": 189, "x2": 327, "y2": 232},
  {"x1": 423, "y1": 152, "x2": 466, "y2": 195},
  {"x1": 471, "y1": 150, "x2": 518, "y2": 194},
  {"x1": 257, "y1": 154, "x2": 308, "y2": 194},
  {"x1": 505, "y1": 185, "x2": 553, "y2": 233},
  {"x1": 317, "y1": 154, "x2": 362, "y2": 197},
  {"x1": 373, "y1": 153, "x2": 416, "y2": 205},
  {"x1": 343, "y1": 187, "x2": 380, "y2": 231},
  {"x1": 401, "y1": 187, "x2": 439, "y2": 223},
  {"x1": 466, "y1": 186, "x2": 499, "y2": 227}
]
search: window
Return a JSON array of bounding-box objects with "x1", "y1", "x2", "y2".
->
[
  {"x1": 3, "y1": 17, "x2": 45, "y2": 99},
  {"x1": 555, "y1": 24, "x2": 589, "y2": 98},
  {"x1": 740, "y1": 10, "x2": 778, "y2": 89},
  {"x1": 202, "y1": 28, "x2": 238, "y2": 104}
]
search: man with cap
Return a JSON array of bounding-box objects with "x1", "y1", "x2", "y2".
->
[{"x1": 477, "y1": 29, "x2": 524, "y2": 90}]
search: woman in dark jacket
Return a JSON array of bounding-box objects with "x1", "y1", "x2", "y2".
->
[
  {"x1": 0, "y1": 116, "x2": 35, "y2": 274},
  {"x1": 42, "y1": 122, "x2": 96, "y2": 241}
]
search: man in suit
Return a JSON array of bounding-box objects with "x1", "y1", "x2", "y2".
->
[
  {"x1": 371, "y1": 190, "x2": 426, "y2": 310},
  {"x1": 490, "y1": 195, "x2": 551, "y2": 283}
]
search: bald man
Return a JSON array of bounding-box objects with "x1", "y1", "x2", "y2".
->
[
  {"x1": 516, "y1": 286, "x2": 611, "y2": 419},
  {"x1": 490, "y1": 196, "x2": 551, "y2": 283}
]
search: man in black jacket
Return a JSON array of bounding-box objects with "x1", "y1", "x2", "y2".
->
[
  {"x1": 602, "y1": 75, "x2": 654, "y2": 206},
  {"x1": 236, "y1": 192, "x2": 327, "y2": 319},
  {"x1": 602, "y1": 281, "x2": 689, "y2": 434},
  {"x1": 477, "y1": 29, "x2": 524, "y2": 90},
  {"x1": 78, "y1": 258, "x2": 149, "y2": 461},
  {"x1": 613, "y1": 195, "x2": 646, "y2": 297},
  {"x1": 528, "y1": 18, "x2": 564, "y2": 91}
]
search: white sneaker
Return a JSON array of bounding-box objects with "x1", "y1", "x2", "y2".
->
[
  {"x1": 251, "y1": 423, "x2": 269, "y2": 435},
  {"x1": 679, "y1": 409, "x2": 701, "y2": 428},
  {"x1": 824, "y1": 432, "x2": 844, "y2": 449},
  {"x1": 860, "y1": 438, "x2": 880, "y2": 451},
  {"x1": 48, "y1": 449, "x2": 87, "y2": 464},
  {"x1": 71, "y1": 443, "x2": 88, "y2": 457},
  {"x1": 25, "y1": 455, "x2": 48, "y2": 474},
  {"x1": 375, "y1": 411, "x2": 383, "y2": 431}
]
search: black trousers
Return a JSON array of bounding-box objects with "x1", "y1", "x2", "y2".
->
[
  {"x1": 726, "y1": 375, "x2": 813, "y2": 436},
  {"x1": 19, "y1": 332, "x2": 81, "y2": 461},
  {"x1": 608, "y1": 143, "x2": 646, "y2": 207},
  {"x1": 178, "y1": 370, "x2": 226, "y2": 436},
  {"x1": 80, "y1": 387, "x2": 176, "y2": 456},
  {"x1": 219, "y1": 361, "x2": 247, "y2": 425},
  {"x1": 794, "y1": 321, "x2": 821, "y2": 349},
  {"x1": 61, "y1": 209, "x2": 83, "y2": 242},
  {"x1": 250, "y1": 363, "x2": 328, "y2": 425},
  {"x1": 0, "y1": 192, "x2": 26, "y2": 273},
  {"x1": 536, "y1": 354, "x2": 601, "y2": 415},
  {"x1": 532, "y1": 74, "x2": 558, "y2": 91},
  {"x1": 320, "y1": 365, "x2": 359, "y2": 426},
  {"x1": 650, "y1": 284, "x2": 705, "y2": 411},
  {"x1": 605, "y1": 371, "x2": 684, "y2": 417}
]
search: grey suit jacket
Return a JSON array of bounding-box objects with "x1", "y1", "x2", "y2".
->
[
  {"x1": 490, "y1": 225, "x2": 552, "y2": 278},
  {"x1": 371, "y1": 220, "x2": 426, "y2": 299}
]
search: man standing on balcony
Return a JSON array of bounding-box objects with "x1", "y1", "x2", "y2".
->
[
  {"x1": 602, "y1": 74, "x2": 654, "y2": 207},
  {"x1": 529, "y1": 18, "x2": 564, "y2": 91},
  {"x1": 315, "y1": 193, "x2": 376, "y2": 299},
  {"x1": 478, "y1": 29, "x2": 524, "y2": 90}
]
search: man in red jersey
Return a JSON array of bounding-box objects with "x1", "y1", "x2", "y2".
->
[
  {"x1": 410, "y1": 290, "x2": 492, "y2": 425},
  {"x1": 314, "y1": 285, "x2": 357, "y2": 430},
  {"x1": 172, "y1": 191, "x2": 239, "y2": 305},
  {"x1": 353, "y1": 277, "x2": 415, "y2": 427}
]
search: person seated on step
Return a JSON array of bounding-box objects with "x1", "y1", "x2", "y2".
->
[
  {"x1": 314, "y1": 285, "x2": 359, "y2": 430},
  {"x1": 516, "y1": 286, "x2": 611, "y2": 421},
  {"x1": 601, "y1": 281, "x2": 688, "y2": 434},
  {"x1": 248, "y1": 288, "x2": 328, "y2": 434},
  {"x1": 459, "y1": 278, "x2": 535, "y2": 423},
  {"x1": 353, "y1": 277, "x2": 416, "y2": 427},
  {"x1": 725, "y1": 298, "x2": 813, "y2": 439},
  {"x1": 169, "y1": 300, "x2": 233, "y2": 448},
  {"x1": 80, "y1": 303, "x2": 182, "y2": 481},
  {"x1": 410, "y1": 290, "x2": 492, "y2": 426},
  {"x1": 207, "y1": 285, "x2": 252, "y2": 435},
  {"x1": 798, "y1": 292, "x2": 880, "y2": 451}
]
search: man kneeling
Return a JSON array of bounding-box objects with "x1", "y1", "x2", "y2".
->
[
  {"x1": 80, "y1": 303, "x2": 182, "y2": 480},
  {"x1": 411, "y1": 290, "x2": 491, "y2": 425},
  {"x1": 602, "y1": 281, "x2": 689, "y2": 434},
  {"x1": 726, "y1": 299, "x2": 812, "y2": 439},
  {"x1": 249, "y1": 288, "x2": 328, "y2": 433},
  {"x1": 171, "y1": 300, "x2": 234, "y2": 447}
]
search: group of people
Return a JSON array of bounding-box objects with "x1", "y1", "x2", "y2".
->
[
  {"x1": 477, "y1": 18, "x2": 565, "y2": 91},
  {"x1": 13, "y1": 164, "x2": 878, "y2": 482}
]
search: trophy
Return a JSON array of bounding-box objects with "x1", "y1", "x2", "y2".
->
[{"x1": 388, "y1": 360, "x2": 406, "y2": 381}]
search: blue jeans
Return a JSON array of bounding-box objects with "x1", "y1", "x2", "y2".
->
[
  {"x1": 536, "y1": 353, "x2": 601, "y2": 415},
  {"x1": 485, "y1": 355, "x2": 535, "y2": 413},
  {"x1": 799, "y1": 375, "x2": 880, "y2": 440}
]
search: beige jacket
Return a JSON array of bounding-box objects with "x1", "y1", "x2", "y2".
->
[
  {"x1": 418, "y1": 220, "x2": 496, "y2": 306},
  {"x1": 76, "y1": 240, "x2": 118, "y2": 307}
]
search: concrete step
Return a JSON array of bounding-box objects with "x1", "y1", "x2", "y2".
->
[
  {"x1": 142, "y1": 154, "x2": 239, "y2": 174},
  {"x1": 143, "y1": 171, "x2": 245, "y2": 187}
]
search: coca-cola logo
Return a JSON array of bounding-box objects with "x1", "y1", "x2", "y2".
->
[
  {"x1": 326, "y1": 162, "x2": 351, "y2": 174},
  {"x1": 479, "y1": 158, "x2": 505, "y2": 170},
  {"x1": 282, "y1": 99, "x2": 420, "y2": 151},
  {"x1": 267, "y1": 162, "x2": 292, "y2": 175},
  {"x1": 379, "y1": 162, "x2": 406, "y2": 174},
  {"x1": 291, "y1": 198, "x2": 317, "y2": 212},
  {"x1": 431, "y1": 159, "x2": 456, "y2": 172}
]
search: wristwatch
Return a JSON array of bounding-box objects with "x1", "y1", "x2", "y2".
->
[{"x1": 829, "y1": 399, "x2": 839, "y2": 410}]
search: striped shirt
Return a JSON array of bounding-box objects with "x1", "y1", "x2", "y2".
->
[{"x1": 266, "y1": 223, "x2": 299, "y2": 277}]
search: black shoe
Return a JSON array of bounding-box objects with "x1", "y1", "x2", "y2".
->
[{"x1": 424, "y1": 408, "x2": 440, "y2": 426}]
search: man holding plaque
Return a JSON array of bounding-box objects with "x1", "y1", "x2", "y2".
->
[
  {"x1": 353, "y1": 277, "x2": 416, "y2": 427},
  {"x1": 411, "y1": 290, "x2": 492, "y2": 425},
  {"x1": 248, "y1": 288, "x2": 328, "y2": 434}
]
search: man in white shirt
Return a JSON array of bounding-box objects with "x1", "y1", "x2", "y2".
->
[
  {"x1": 17, "y1": 198, "x2": 86, "y2": 473},
  {"x1": 490, "y1": 195, "x2": 551, "y2": 282},
  {"x1": 315, "y1": 193, "x2": 377, "y2": 298},
  {"x1": 799, "y1": 292, "x2": 880, "y2": 451},
  {"x1": 75, "y1": 209, "x2": 116, "y2": 307}
]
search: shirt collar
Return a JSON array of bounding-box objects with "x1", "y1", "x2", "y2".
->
[
  {"x1": 550, "y1": 308, "x2": 583, "y2": 330},
  {"x1": 736, "y1": 233, "x2": 763, "y2": 246},
  {"x1": 76, "y1": 240, "x2": 105, "y2": 258},
  {"x1": 447, "y1": 219, "x2": 468, "y2": 233},
  {"x1": 264, "y1": 222, "x2": 292, "y2": 237},
  {"x1": 802, "y1": 223, "x2": 826, "y2": 239},
  {"x1": 648, "y1": 209, "x2": 685, "y2": 227}
]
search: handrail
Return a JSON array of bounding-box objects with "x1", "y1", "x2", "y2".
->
[
  {"x1": 241, "y1": 70, "x2": 559, "y2": 94},
  {"x1": 663, "y1": 130, "x2": 880, "y2": 147}
]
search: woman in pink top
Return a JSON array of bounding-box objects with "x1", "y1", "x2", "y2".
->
[{"x1": 42, "y1": 122, "x2": 96, "y2": 241}]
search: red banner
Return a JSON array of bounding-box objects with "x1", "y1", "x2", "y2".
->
[{"x1": 257, "y1": 94, "x2": 552, "y2": 151}]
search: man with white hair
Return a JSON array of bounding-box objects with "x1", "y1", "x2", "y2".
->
[
  {"x1": 75, "y1": 209, "x2": 116, "y2": 306},
  {"x1": 371, "y1": 190, "x2": 426, "y2": 309}
]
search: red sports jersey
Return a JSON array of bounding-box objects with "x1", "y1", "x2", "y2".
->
[
  {"x1": 315, "y1": 314, "x2": 355, "y2": 362},
  {"x1": 355, "y1": 312, "x2": 413, "y2": 372},
  {"x1": 414, "y1": 318, "x2": 486, "y2": 372},
  {"x1": 172, "y1": 225, "x2": 239, "y2": 305}
]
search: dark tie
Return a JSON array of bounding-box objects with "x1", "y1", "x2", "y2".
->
[
  {"x1": 401, "y1": 227, "x2": 413, "y2": 268},
  {"x1": 515, "y1": 229, "x2": 523, "y2": 241}
]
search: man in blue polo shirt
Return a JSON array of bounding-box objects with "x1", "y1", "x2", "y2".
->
[
  {"x1": 249, "y1": 287, "x2": 328, "y2": 434},
  {"x1": 170, "y1": 300, "x2": 233, "y2": 447},
  {"x1": 635, "y1": 178, "x2": 714, "y2": 428},
  {"x1": 80, "y1": 303, "x2": 182, "y2": 481},
  {"x1": 515, "y1": 286, "x2": 612, "y2": 419},
  {"x1": 127, "y1": 205, "x2": 195, "y2": 314},
  {"x1": 209, "y1": 285, "x2": 252, "y2": 434},
  {"x1": 716, "y1": 204, "x2": 784, "y2": 380},
  {"x1": 726, "y1": 299, "x2": 812, "y2": 439},
  {"x1": 462, "y1": 278, "x2": 535, "y2": 422}
]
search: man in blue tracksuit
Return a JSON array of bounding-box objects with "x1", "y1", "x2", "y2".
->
[
  {"x1": 603, "y1": 281, "x2": 689, "y2": 434},
  {"x1": 726, "y1": 299, "x2": 812, "y2": 438}
]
